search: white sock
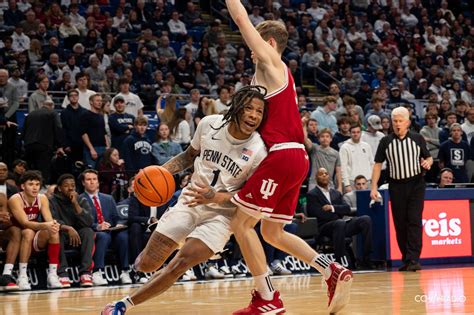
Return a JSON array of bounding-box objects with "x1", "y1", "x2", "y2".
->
[
  {"x1": 120, "y1": 296, "x2": 135, "y2": 311},
  {"x1": 254, "y1": 272, "x2": 275, "y2": 301},
  {"x1": 19, "y1": 263, "x2": 28, "y2": 277},
  {"x1": 310, "y1": 254, "x2": 332, "y2": 280},
  {"x1": 3, "y1": 263, "x2": 13, "y2": 276},
  {"x1": 48, "y1": 264, "x2": 58, "y2": 275}
]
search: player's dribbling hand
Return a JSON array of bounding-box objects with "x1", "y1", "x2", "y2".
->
[{"x1": 183, "y1": 181, "x2": 216, "y2": 207}]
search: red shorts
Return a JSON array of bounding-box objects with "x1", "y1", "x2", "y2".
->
[{"x1": 232, "y1": 143, "x2": 309, "y2": 223}]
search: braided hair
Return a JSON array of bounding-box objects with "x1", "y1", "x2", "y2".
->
[{"x1": 213, "y1": 85, "x2": 268, "y2": 131}]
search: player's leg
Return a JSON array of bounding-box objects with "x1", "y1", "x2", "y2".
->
[
  {"x1": 102, "y1": 238, "x2": 214, "y2": 314},
  {"x1": 35, "y1": 229, "x2": 62, "y2": 288},
  {"x1": 17, "y1": 228, "x2": 35, "y2": 290},
  {"x1": 133, "y1": 230, "x2": 179, "y2": 273},
  {"x1": 0, "y1": 226, "x2": 21, "y2": 290}
]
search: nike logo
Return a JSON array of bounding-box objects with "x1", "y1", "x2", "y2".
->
[{"x1": 211, "y1": 135, "x2": 221, "y2": 140}]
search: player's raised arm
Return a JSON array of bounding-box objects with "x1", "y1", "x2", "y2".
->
[{"x1": 226, "y1": 0, "x2": 280, "y2": 65}]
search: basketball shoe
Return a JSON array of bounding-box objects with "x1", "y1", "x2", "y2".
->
[
  {"x1": 17, "y1": 274, "x2": 31, "y2": 290},
  {"x1": 101, "y1": 301, "x2": 126, "y2": 315},
  {"x1": 233, "y1": 290, "x2": 285, "y2": 315},
  {"x1": 325, "y1": 263, "x2": 353, "y2": 313},
  {"x1": 0, "y1": 275, "x2": 19, "y2": 291}
]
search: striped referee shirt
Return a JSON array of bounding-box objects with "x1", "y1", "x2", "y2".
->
[{"x1": 374, "y1": 131, "x2": 430, "y2": 181}]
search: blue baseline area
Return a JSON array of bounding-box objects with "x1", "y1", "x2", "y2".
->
[{"x1": 356, "y1": 188, "x2": 474, "y2": 267}]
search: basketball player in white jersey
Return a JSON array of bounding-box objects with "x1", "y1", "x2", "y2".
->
[
  {"x1": 102, "y1": 86, "x2": 268, "y2": 314},
  {"x1": 7, "y1": 171, "x2": 62, "y2": 290}
]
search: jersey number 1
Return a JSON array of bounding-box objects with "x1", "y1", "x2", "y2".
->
[{"x1": 210, "y1": 170, "x2": 221, "y2": 187}]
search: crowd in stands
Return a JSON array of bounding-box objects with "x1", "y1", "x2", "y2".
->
[{"x1": 0, "y1": 0, "x2": 473, "y2": 290}]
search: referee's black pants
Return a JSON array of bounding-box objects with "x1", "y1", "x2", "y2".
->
[{"x1": 389, "y1": 176, "x2": 425, "y2": 263}]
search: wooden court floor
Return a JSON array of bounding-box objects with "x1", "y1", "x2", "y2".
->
[{"x1": 2, "y1": 267, "x2": 474, "y2": 315}]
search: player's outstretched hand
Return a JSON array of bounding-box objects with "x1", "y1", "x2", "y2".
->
[{"x1": 183, "y1": 181, "x2": 216, "y2": 207}]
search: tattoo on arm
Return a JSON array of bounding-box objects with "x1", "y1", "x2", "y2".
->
[
  {"x1": 162, "y1": 146, "x2": 199, "y2": 175},
  {"x1": 202, "y1": 187, "x2": 216, "y2": 200}
]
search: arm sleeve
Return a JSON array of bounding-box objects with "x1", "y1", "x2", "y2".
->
[{"x1": 339, "y1": 145, "x2": 351, "y2": 186}]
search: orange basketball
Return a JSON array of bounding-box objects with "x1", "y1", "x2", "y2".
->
[{"x1": 134, "y1": 166, "x2": 175, "y2": 207}]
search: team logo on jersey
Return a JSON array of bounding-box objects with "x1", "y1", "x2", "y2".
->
[
  {"x1": 241, "y1": 148, "x2": 253, "y2": 161},
  {"x1": 260, "y1": 179, "x2": 278, "y2": 200}
]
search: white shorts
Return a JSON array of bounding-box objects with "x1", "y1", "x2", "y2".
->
[{"x1": 154, "y1": 199, "x2": 234, "y2": 254}]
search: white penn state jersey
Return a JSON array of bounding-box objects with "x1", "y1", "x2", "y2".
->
[{"x1": 180, "y1": 115, "x2": 267, "y2": 212}]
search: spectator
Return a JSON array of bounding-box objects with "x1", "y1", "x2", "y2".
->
[
  {"x1": 100, "y1": 66, "x2": 119, "y2": 93},
  {"x1": 61, "y1": 89, "x2": 87, "y2": 169},
  {"x1": 167, "y1": 10, "x2": 187, "y2": 41},
  {"x1": 307, "y1": 167, "x2": 373, "y2": 268},
  {"x1": 306, "y1": 118, "x2": 319, "y2": 144},
  {"x1": 98, "y1": 148, "x2": 128, "y2": 198},
  {"x1": 304, "y1": 126, "x2": 342, "y2": 192},
  {"x1": 11, "y1": 25, "x2": 30, "y2": 53},
  {"x1": 122, "y1": 116, "x2": 154, "y2": 176},
  {"x1": 310, "y1": 96, "x2": 338, "y2": 134},
  {"x1": 112, "y1": 77, "x2": 144, "y2": 118},
  {"x1": 108, "y1": 96, "x2": 135, "y2": 154},
  {"x1": 340, "y1": 125, "x2": 374, "y2": 193},
  {"x1": 0, "y1": 69, "x2": 19, "y2": 166},
  {"x1": 182, "y1": 2, "x2": 203, "y2": 27},
  {"x1": 8, "y1": 159, "x2": 27, "y2": 189},
  {"x1": 343, "y1": 175, "x2": 368, "y2": 213},
  {"x1": 6, "y1": 67, "x2": 26, "y2": 102},
  {"x1": 23, "y1": 99, "x2": 64, "y2": 184},
  {"x1": 61, "y1": 72, "x2": 96, "y2": 110},
  {"x1": 454, "y1": 100, "x2": 469, "y2": 124},
  {"x1": 438, "y1": 168, "x2": 454, "y2": 188},
  {"x1": 362, "y1": 116, "x2": 385, "y2": 160},
  {"x1": 85, "y1": 56, "x2": 106, "y2": 88},
  {"x1": 80, "y1": 169, "x2": 131, "y2": 286},
  {"x1": 421, "y1": 113, "x2": 442, "y2": 182},
  {"x1": 28, "y1": 74, "x2": 52, "y2": 113},
  {"x1": 81, "y1": 94, "x2": 109, "y2": 169},
  {"x1": 169, "y1": 108, "x2": 191, "y2": 149},
  {"x1": 214, "y1": 85, "x2": 231, "y2": 113},
  {"x1": 381, "y1": 116, "x2": 391, "y2": 136},
  {"x1": 439, "y1": 112, "x2": 468, "y2": 144},
  {"x1": 0, "y1": 162, "x2": 18, "y2": 197},
  {"x1": 49, "y1": 174, "x2": 95, "y2": 288},
  {"x1": 462, "y1": 107, "x2": 474, "y2": 145},
  {"x1": 331, "y1": 117, "x2": 351, "y2": 151},
  {"x1": 152, "y1": 123, "x2": 183, "y2": 166},
  {"x1": 365, "y1": 96, "x2": 391, "y2": 123},
  {"x1": 3, "y1": 0, "x2": 24, "y2": 29},
  {"x1": 438, "y1": 123, "x2": 471, "y2": 183},
  {"x1": 335, "y1": 95, "x2": 364, "y2": 121}
]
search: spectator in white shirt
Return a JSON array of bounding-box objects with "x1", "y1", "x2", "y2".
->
[
  {"x1": 167, "y1": 10, "x2": 187, "y2": 41},
  {"x1": 112, "y1": 77, "x2": 144, "y2": 118},
  {"x1": 11, "y1": 25, "x2": 30, "y2": 53},
  {"x1": 61, "y1": 72, "x2": 96, "y2": 110}
]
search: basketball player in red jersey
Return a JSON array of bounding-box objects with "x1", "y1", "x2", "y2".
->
[
  {"x1": 226, "y1": 1, "x2": 353, "y2": 313},
  {"x1": 7, "y1": 171, "x2": 63, "y2": 290}
]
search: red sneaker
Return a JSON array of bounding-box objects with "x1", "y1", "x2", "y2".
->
[
  {"x1": 80, "y1": 273, "x2": 93, "y2": 287},
  {"x1": 325, "y1": 263, "x2": 353, "y2": 313},
  {"x1": 233, "y1": 290, "x2": 285, "y2": 315}
]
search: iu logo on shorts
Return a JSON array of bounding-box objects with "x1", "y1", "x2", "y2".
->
[{"x1": 260, "y1": 179, "x2": 278, "y2": 200}]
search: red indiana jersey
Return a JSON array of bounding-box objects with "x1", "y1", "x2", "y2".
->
[
  {"x1": 12, "y1": 192, "x2": 41, "y2": 227},
  {"x1": 252, "y1": 64, "x2": 304, "y2": 149}
]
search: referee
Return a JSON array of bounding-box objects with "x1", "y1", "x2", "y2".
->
[{"x1": 370, "y1": 107, "x2": 433, "y2": 272}]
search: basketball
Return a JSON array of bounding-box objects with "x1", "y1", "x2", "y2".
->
[{"x1": 134, "y1": 166, "x2": 175, "y2": 207}]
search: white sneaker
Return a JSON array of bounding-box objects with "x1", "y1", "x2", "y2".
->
[
  {"x1": 120, "y1": 271, "x2": 132, "y2": 285},
  {"x1": 271, "y1": 260, "x2": 292, "y2": 275},
  {"x1": 92, "y1": 271, "x2": 108, "y2": 286},
  {"x1": 17, "y1": 275, "x2": 31, "y2": 291},
  {"x1": 231, "y1": 265, "x2": 246, "y2": 278},
  {"x1": 47, "y1": 273, "x2": 62, "y2": 289},
  {"x1": 218, "y1": 265, "x2": 234, "y2": 278},
  {"x1": 205, "y1": 265, "x2": 224, "y2": 279},
  {"x1": 181, "y1": 268, "x2": 197, "y2": 281}
]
